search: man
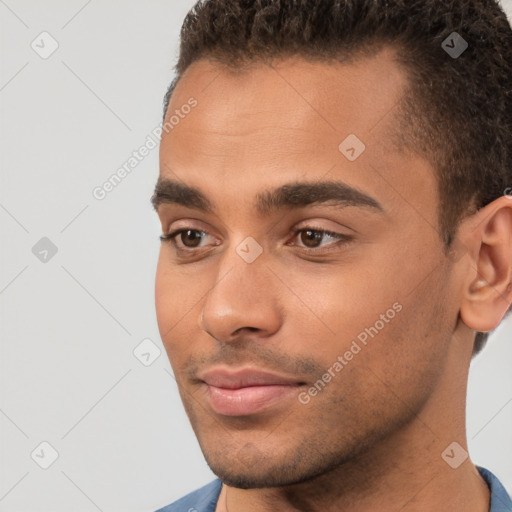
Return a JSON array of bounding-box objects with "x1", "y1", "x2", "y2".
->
[{"x1": 151, "y1": 0, "x2": 512, "y2": 510}]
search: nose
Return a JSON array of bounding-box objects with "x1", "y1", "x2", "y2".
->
[{"x1": 199, "y1": 247, "x2": 282, "y2": 343}]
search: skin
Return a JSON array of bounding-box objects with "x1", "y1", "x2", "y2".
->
[{"x1": 153, "y1": 47, "x2": 512, "y2": 511}]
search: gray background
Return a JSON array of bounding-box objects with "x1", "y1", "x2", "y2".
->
[{"x1": 1, "y1": 1, "x2": 511, "y2": 510}]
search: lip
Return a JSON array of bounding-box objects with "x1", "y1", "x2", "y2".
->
[
  {"x1": 199, "y1": 367, "x2": 305, "y2": 416},
  {"x1": 199, "y1": 367, "x2": 304, "y2": 388}
]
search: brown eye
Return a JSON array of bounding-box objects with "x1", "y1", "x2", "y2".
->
[
  {"x1": 160, "y1": 228, "x2": 209, "y2": 249},
  {"x1": 291, "y1": 227, "x2": 351, "y2": 253},
  {"x1": 300, "y1": 229, "x2": 324, "y2": 248},
  {"x1": 179, "y1": 230, "x2": 204, "y2": 248}
]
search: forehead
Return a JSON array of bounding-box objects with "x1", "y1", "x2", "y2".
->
[
  {"x1": 159, "y1": 50, "x2": 438, "y2": 225},
  {"x1": 168, "y1": 49, "x2": 407, "y2": 136}
]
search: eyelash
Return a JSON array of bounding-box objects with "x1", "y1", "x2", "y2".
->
[{"x1": 159, "y1": 226, "x2": 352, "y2": 256}]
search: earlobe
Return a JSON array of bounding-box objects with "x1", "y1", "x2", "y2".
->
[{"x1": 459, "y1": 196, "x2": 512, "y2": 334}]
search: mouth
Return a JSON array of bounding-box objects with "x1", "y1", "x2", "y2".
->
[{"x1": 198, "y1": 367, "x2": 306, "y2": 416}]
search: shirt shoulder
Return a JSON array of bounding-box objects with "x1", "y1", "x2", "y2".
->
[
  {"x1": 478, "y1": 466, "x2": 512, "y2": 512},
  {"x1": 154, "y1": 479, "x2": 222, "y2": 512}
]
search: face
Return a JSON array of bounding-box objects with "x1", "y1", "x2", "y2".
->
[{"x1": 154, "y1": 49, "x2": 461, "y2": 488}]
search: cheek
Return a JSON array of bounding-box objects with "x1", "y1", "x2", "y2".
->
[
  {"x1": 349, "y1": 269, "x2": 454, "y2": 409},
  {"x1": 154, "y1": 257, "x2": 192, "y2": 355},
  {"x1": 280, "y1": 249, "x2": 445, "y2": 378},
  {"x1": 154, "y1": 255, "x2": 217, "y2": 366},
  {"x1": 154, "y1": 259, "x2": 174, "y2": 328},
  {"x1": 155, "y1": 253, "x2": 200, "y2": 318},
  {"x1": 276, "y1": 257, "x2": 401, "y2": 347}
]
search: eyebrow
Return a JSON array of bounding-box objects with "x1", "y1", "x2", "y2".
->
[{"x1": 150, "y1": 177, "x2": 384, "y2": 215}]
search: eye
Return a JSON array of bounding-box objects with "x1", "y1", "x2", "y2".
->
[
  {"x1": 289, "y1": 227, "x2": 351, "y2": 252},
  {"x1": 160, "y1": 229, "x2": 215, "y2": 251}
]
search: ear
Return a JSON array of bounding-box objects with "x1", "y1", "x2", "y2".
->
[{"x1": 459, "y1": 195, "x2": 512, "y2": 334}]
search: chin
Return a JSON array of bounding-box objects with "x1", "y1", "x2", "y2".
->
[
  {"x1": 206, "y1": 462, "x2": 306, "y2": 489},
  {"x1": 202, "y1": 443, "x2": 352, "y2": 490}
]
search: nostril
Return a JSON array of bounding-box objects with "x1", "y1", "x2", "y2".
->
[{"x1": 233, "y1": 326, "x2": 259, "y2": 336}]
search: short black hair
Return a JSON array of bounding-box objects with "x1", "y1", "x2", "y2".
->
[{"x1": 163, "y1": 0, "x2": 512, "y2": 355}]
